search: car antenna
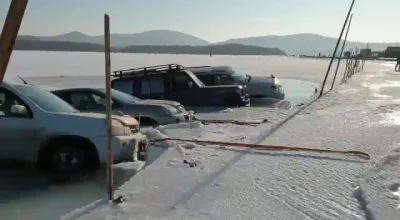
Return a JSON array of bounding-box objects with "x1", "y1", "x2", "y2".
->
[
  {"x1": 17, "y1": 75, "x2": 28, "y2": 84},
  {"x1": 17, "y1": 75, "x2": 36, "y2": 87}
]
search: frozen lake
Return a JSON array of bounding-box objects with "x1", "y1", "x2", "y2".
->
[{"x1": 0, "y1": 51, "x2": 348, "y2": 219}]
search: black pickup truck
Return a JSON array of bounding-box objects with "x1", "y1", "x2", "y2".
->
[{"x1": 111, "y1": 64, "x2": 250, "y2": 107}]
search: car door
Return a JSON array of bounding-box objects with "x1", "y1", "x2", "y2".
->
[
  {"x1": 164, "y1": 72, "x2": 200, "y2": 105},
  {"x1": 0, "y1": 87, "x2": 37, "y2": 161}
]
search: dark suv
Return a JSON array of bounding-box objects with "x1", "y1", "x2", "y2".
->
[{"x1": 111, "y1": 64, "x2": 250, "y2": 107}]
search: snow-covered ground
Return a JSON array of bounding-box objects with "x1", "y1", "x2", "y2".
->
[{"x1": 63, "y1": 61, "x2": 400, "y2": 220}]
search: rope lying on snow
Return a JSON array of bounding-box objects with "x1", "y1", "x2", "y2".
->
[{"x1": 149, "y1": 138, "x2": 370, "y2": 160}]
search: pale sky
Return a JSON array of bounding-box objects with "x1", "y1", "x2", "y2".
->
[{"x1": 0, "y1": 0, "x2": 398, "y2": 43}]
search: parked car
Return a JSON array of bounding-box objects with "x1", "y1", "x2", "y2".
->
[
  {"x1": 111, "y1": 64, "x2": 250, "y2": 107},
  {"x1": 187, "y1": 65, "x2": 285, "y2": 100},
  {"x1": 52, "y1": 87, "x2": 195, "y2": 126},
  {"x1": 0, "y1": 82, "x2": 148, "y2": 174}
]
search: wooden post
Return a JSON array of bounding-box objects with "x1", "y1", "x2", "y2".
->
[
  {"x1": 319, "y1": 0, "x2": 355, "y2": 96},
  {"x1": 104, "y1": 14, "x2": 113, "y2": 201},
  {"x1": 331, "y1": 13, "x2": 353, "y2": 90},
  {"x1": 0, "y1": 0, "x2": 28, "y2": 82}
]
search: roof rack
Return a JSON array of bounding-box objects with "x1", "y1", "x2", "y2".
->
[
  {"x1": 112, "y1": 64, "x2": 185, "y2": 78},
  {"x1": 185, "y1": 65, "x2": 212, "y2": 69}
]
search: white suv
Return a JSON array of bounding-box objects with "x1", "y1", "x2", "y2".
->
[{"x1": 0, "y1": 82, "x2": 148, "y2": 174}]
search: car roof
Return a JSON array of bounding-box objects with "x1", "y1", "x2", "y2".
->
[
  {"x1": 186, "y1": 65, "x2": 234, "y2": 75},
  {"x1": 1, "y1": 81, "x2": 38, "y2": 91},
  {"x1": 52, "y1": 87, "x2": 103, "y2": 93}
]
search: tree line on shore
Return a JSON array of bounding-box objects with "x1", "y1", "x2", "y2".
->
[{"x1": 14, "y1": 39, "x2": 286, "y2": 56}]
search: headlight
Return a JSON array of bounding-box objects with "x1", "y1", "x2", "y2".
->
[{"x1": 111, "y1": 119, "x2": 131, "y2": 136}]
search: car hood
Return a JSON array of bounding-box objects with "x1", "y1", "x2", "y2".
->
[
  {"x1": 77, "y1": 112, "x2": 139, "y2": 126},
  {"x1": 137, "y1": 99, "x2": 181, "y2": 107}
]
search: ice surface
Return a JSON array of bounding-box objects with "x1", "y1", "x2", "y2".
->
[
  {"x1": 3, "y1": 52, "x2": 399, "y2": 219},
  {"x1": 64, "y1": 61, "x2": 400, "y2": 220}
]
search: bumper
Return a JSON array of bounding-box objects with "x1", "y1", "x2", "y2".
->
[
  {"x1": 248, "y1": 85, "x2": 285, "y2": 100},
  {"x1": 240, "y1": 95, "x2": 251, "y2": 107},
  {"x1": 170, "y1": 111, "x2": 195, "y2": 124},
  {"x1": 90, "y1": 132, "x2": 148, "y2": 164},
  {"x1": 271, "y1": 85, "x2": 285, "y2": 99}
]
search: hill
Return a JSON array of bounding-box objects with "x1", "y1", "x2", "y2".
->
[
  {"x1": 17, "y1": 30, "x2": 210, "y2": 47},
  {"x1": 18, "y1": 31, "x2": 399, "y2": 55},
  {"x1": 218, "y1": 33, "x2": 400, "y2": 55},
  {"x1": 13, "y1": 40, "x2": 286, "y2": 56}
]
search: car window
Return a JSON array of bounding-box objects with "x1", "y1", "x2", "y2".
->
[
  {"x1": 141, "y1": 75, "x2": 165, "y2": 95},
  {"x1": 70, "y1": 92, "x2": 103, "y2": 110},
  {"x1": 196, "y1": 74, "x2": 214, "y2": 85},
  {"x1": 215, "y1": 74, "x2": 236, "y2": 85},
  {"x1": 0, "y1": 88, "x2": 32, "y2": 118},
  {"x1": 170, "y1": 72, "x2": 193, "y2": 91},
  {"x1": 112, "y1": 79, "x2": 134, "y2": 95},
  {"x1": 141, "y1": 80, "x2": 151, "y2": 95},
  {"x1": 14, "y1": 85, "x2": 78, "y2": 113}
]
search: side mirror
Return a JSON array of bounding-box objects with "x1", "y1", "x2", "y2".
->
[
  {"x1": 11, "y1": 104, "x2": 28, "y2": 115},
  {"x1": 188, "y1": 81, "x2": 193, "y2": 88}
]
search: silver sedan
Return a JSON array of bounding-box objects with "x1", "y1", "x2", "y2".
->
[{"x1": 52, "y1": 88, "x2": 195, "y2": 126}]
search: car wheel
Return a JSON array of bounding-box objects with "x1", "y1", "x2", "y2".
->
[{"x1": 49, "y1": 146, "x2": 88, "y2": 175}]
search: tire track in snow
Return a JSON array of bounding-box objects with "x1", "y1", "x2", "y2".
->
[
  {"x1": 353, "y1": 146, "x2": 400, "y2": 220},
  {"x1": 252, "y1": 178, "x2": 315, "y2": 220}
]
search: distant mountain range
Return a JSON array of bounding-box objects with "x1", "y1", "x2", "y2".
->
[
  {"x1": 18, "y1": 30, "x2": 209, "y2": 47},
  {"x1": 14, "y1": 40, "x2": 286, "y2": 56},
  {"x1": 17, "y1": 30, "x2": 400, "y2": 55},
  {"x1": 218, "y1": 34, "x2": 400, "y2": 55}
]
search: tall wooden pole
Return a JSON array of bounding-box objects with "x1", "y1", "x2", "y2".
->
[
  {"x1": 0, "y1": 0, "x2": 28, "y2": 82},
  {"x1": 331, "y1": 13, "x2": 353, "y2": 90},
  {"x1": 104, "y1": 14, "x2": 113, "y2": 201},
  {"x1": 319, "y1": 0, "x2": 355, "y2": 96}
]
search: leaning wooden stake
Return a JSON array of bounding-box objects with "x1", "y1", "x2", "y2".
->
[
  {"x1": 104, "y1": 14, "x2": 113, "y2": 201},
  {"x1": 331, "y1": 13, "x2": 353, "y2": 90},
  {"x1": 0, "y1": 0, "x2": 28, "y2": 82},
  {"x1": 319, "y1": 0, "x2": 355, "y2": 96}
]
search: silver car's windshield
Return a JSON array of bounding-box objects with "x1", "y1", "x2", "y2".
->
[
  {"x1": 231, "y1": 71, "x2": 248, "y2": 84},
  {"x1": 14, "y1": 85, "x2": 79, "y2": 113},
  {"x1": 98, "y1": 88, "x2": 141, "y2": 104}
]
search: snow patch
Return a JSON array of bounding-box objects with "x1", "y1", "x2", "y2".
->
[
  {"x1": 158, "y1": 121, "x2": 204, "y2": 130},
  {"x1": 379, "y1": 111, "x2": 400, "y2": 126},
  {"x1": 141, "y1": 129, "x2": 174, "y2": 149},
  {"x1": 221, "y1": 108, "x2": 233, "y2": 113}
]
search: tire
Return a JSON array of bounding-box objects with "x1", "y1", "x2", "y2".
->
[{"x1": 48, "y1": 146, "x2": 89, "y2": 175}]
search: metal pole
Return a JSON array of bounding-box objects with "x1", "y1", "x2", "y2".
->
[
  {"x1": 341, "y1": 58, "x2": 350, "y2": 84},
  {"x1": 0, "y1": 0, "x2": 28, "y2": 82},
  {"x1": 104, "y1": 14, "x2": 113, "y2": 201},
  {"x1": 331, "y1": 13, "x2": 353, "y2": 90},
  {"x1": 319, "y1": 0, "x2": 355, "y2": 96}
]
